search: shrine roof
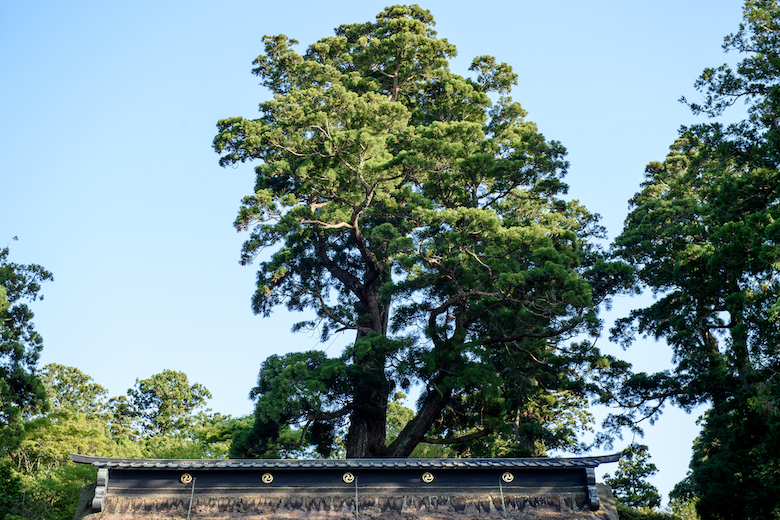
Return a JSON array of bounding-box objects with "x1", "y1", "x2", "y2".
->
[{"x1": 71, "y1": 452, "x2": 620, "y2": 471}]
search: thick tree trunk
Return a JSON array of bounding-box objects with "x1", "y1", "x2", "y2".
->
[
  {"x1": 345, "y1": 283, "x2": 391, "y2": 458},
  {"x1": 345, "y1": 399, "x2": 388, "y2": 457}
]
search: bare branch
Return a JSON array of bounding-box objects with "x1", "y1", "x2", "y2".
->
[{"x1": 301, "y1": 219, "x2": 353, "y2": 229}]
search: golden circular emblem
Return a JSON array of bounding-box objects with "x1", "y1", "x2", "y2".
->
[
  {"x1": 421, "y1": 472, "x2": 434, "y2": 483},
  {"x1": 343, "y1": 472, "x2": 355, "y2": 483},
  {"x1": 261, "y1": 473, "x2": 274, "y2": 484},
  {"x1": 180, "y1": 473, "x2": 193, "y2": 484},
  {"x1": 501, "y1": 472, "x2": 514, "y2": 483}
]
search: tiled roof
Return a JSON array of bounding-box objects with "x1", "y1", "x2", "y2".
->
[{"x1": 71, "y1": 453, "x2": 620, "y2": 470}]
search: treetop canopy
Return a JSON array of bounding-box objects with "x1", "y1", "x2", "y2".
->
[{"x1": 215, "y1": 4, "x2": 632, "y2": 459}]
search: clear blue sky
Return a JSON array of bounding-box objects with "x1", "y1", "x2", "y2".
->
[{"x1": 1, "y1": 0, "x2": 745, "y2": 503}]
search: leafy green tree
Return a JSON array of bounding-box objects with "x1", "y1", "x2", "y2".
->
[
  {"x1": 126, "y1": 369, "x2": 213, "y2": 437},
  {"x1": 2, "y1": 363, "x2": 112, "y2": 520},
  {"x1": 386, "y1": 392, "x2": 414, "y2": 445},
  {"x1": 39, "y1": 363, "x2": 109, "y2": 416},
  {"x1": 106, "y1": 394, "x2": 138, "y2": 440},
  {"x1": 604, "y1": 444, "x2": 661, "y2": 509},
  {"x1": 611, "y1": 1, "x2": 780, "y2": 518},
  {"x1": 614, "y1": 504, "x2": 677, "y2": 520},
  {"x1": 1, "y1": 365, "x2": 239, "y2": 520},
  {"x1": 0, "y1": 240, "x2": 53, "y2": 430},
  {"x1": 216, "y1": 5, "x2": 632, "y2": 458},
  {"x1": 1, "y1": 417, "x2": 104, "y2": 520},
  {"x1": 0, "y1": 458, "x2": 23, "y2": 520},
  {"x1": 10, "y1": 411, "x2": 113, "y2": 475},
  {"x1": 0, "y1": 242, "x2": 53, "y2": 520},
  {"x1": 665, "y1": 498, "x2": 700, "y2": 520},
  {"x1": 191, "y1": 414, "x2": 253, "y2": 459},
  {"x1": 17, "y1": 462, "x2": 97, "y2": 520},
  {"x1": 106, "y1": 370, "x2": 236, "y2": 457},
  {"x1": 134, "y1": 413, "x2": 252, "y2": 460},
  {"x1": 0, "y1": 363, "x2": 240, "y2": 520}
]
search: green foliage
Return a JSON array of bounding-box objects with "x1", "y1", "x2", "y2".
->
[
  {"x1": 0, "y1": 459, "x2": 23, "y2": 520},
  {"x1": 192, "y1": 414, "x2": 253, "y2": 459},
  {"x1": 125, "y1": 369, "x2": 213, "y2": 438},
  {"x1": 10, "y1": 410, "x2": 114, "y2": 474},
  {"x1": 0, "y1": 364, "x2": 238, "y2": 520},
  {"x1": 0, "y1": 241, "x2": 53, "y2": 430},
  {"x1": 386, "y1": 392, "x2": 415, "y2": 443},
  {"x1": 104, "y1": 369, "x2": 234, "y2": 457},
  {"x1": 665, "y1": 498, "x2": 700, "y2": 520},
  {"x1": 612, "y1": 1, "x2": 780, "y2": 518},
  {"x1": 217, "y1": 4, "x2": 632, "y2": 459},
  {"x1": 12, "y1": 462, "x2": 97, "y2": 520},
  {"x1": 0, "y1": 243, "x2": 54, "y2": 520},
  {"x1": 687, "y1": 403, "x2": 780, "y2": 520},
  {"x1": 604, "y1": 444, "x2": 661, "y2": 509},
  {"x1": 106, "y1": 394, "x2": 136, "y2": 439},
  {"x1": 235, "y1": 351, "x2": 348, "y2": 457},
  {"x1": 0, "y1": 286, "x2": 8, "y2": 314},
  {"x1": 39, "y1": 363, "x2": 108, "y2": 416},
  {"x1": 1, "y1": 363, "x2": 111, "y2": 520},
  {"x1": 384, "y1": 392, "x2": 454, "y2": 458},
  {"x1": 616, "y1": 503, "x2": 677, "y2": 520}
]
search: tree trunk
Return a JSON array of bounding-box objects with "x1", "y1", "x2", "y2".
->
[
  {"x1": 387, "y1": 379, "x2": 451, "y2": 457},
  {"x1": 345, "y1": 400, "x2": 388, "y2": 457},
  {"x1": 345, "y1": 283, "x2": 391, "y2": 458}
]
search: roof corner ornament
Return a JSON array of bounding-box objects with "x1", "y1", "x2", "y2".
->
[
  {"x1": 92, "y1": 468, "x2": 108, "y2": 512},
  {"x1": 586, "y1": 467, "x2": 600, "y2": 510}
]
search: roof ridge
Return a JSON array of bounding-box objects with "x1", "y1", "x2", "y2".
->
[{"x1": 70, "y1": 452, "x2": 620, "y2": 469}]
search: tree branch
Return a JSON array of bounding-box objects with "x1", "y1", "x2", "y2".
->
[{"x1": 421, "y1": 428, "x2": 492, "y2": 445}]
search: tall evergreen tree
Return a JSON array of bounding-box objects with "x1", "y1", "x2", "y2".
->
[
  {"x1": 40, "y1": 363, "x2": 109, "y2": 417},
  {"x1": 604, "y1": 444, "x2": 661, "y2": 509},
  {"x1": 0, "y1": 241, "x2": 52, "y2": 433},
  {"x1": 612, "y1": 1, "x2": 780, "y2": 517},
  {"x1": 215, "y1": 5, "x2": 632, "y2": 458},
  {"x1": 127, "y1": 369, "x2": 213, "y2": 438}
]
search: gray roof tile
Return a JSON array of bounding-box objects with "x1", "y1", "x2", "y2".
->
[{"x1": 70, "y1": 453, "x2": 620, "y2": 470}]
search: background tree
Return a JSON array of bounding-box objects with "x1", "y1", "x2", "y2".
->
[
  {"x1": 216, "y1": 5, "x2": 632, "y2": 458},
  {"x1": 105, "y1": 369, "x2": 233, "y2": 459},
  {"x1": 40, "y1": 363, "x2": 109, "y2": 417},
  {"x1": 604, "y1": 444, "x2": 661, "y2": 509},
  {"x1": 2, "y1": 363, "x2": 113, "y2": 520},
  {"x1": 666, "y1": 476, "x2": 700, "y2": 520},
  {"x1": 106, "y1": 394, "x2": 139, "y2": 440},
  {"x1": 611, "y1": 506, "x2": 677, "y2": 520},
  {"x1": 126, "y1": 369, "x2": 213, "y2": 437},
  {"x1": 1, "y1": 364, "x2": 239, "y2": 520},
  {"x1": 0, "y1": 241, "x2": 53, "y2": 519},
  {"x1": 611, "y1": 1, "x2": 780, "y2": 518},
  {"x1": 0, "y1": 239, "x2": 53, "y2": 431}
]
